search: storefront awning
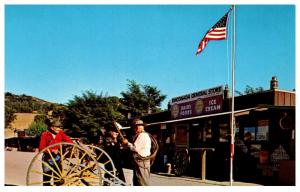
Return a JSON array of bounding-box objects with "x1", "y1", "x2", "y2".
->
[{"x1": 146, "y1": 107, "x2": 259, "y2": 126}]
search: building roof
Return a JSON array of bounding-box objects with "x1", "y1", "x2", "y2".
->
[{"x1": 142, "y1": 89, "x2": 295, "y2": 125}]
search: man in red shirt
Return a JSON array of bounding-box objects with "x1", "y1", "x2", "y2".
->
[{"x1": 39, "y1": 118, "x2": 73, "y2": 186}]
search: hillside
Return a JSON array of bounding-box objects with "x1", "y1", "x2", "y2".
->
[
  {"x1": 5, "y1": 92, "x2": 53, "y2": 107},
  {"x1": 5, "y1": 92, "x2": 62, "y2": 128}
]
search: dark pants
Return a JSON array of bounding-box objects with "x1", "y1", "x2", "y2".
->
[
  {"x1": 133, "y1": 159, "x2": 150, "y2": 186},
  {"x1": 42, "y1": 154, "x2": 62, "y2": 186},
  {"x1": 106, "y1": 147, "x2": 126, "y2": 182}
]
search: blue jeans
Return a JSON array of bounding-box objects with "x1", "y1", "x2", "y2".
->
[{"x1": 42, "y1": 153, "x2": 62, "y2": 186}]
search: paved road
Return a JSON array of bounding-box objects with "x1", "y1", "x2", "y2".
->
[
  {"x1": 5, "y1": 150, "x2": 261, "y2": 186},
  {"x1": 5, "y1": 150, "x2": 39, "y2": 186},
  {"x1": 150, "y1": 173, "x2": 261, "y2": 186}
]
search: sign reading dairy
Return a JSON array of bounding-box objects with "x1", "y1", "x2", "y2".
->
[{"x1": 170, "y1": 86, "x2": 223, "y2": 119}]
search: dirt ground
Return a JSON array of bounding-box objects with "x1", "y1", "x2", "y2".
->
[
  {"x1": 5, "y1": 150, "x2": 39, "y2": 185},
  {"x1": 5, "y1": 150, "x2": 261, "y2": 186}
]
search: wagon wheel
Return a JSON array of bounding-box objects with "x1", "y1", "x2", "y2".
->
[
  {"x1": 81, "y1": 145, "x2": 118, "y2": 185},
  {"x1": 173, "y1": 149, "x2": 190, "y2": 176},
  {"x1": 26, "y1": 142, "x2": 102, "y2": 186}
]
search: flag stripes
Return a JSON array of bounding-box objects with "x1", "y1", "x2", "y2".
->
[{"x1": 196, "y1": 9, "x2": 231, "y2": 56}]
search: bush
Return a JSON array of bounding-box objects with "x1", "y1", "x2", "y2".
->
[
  {"x1": 26, "y1": 121, "x2": 48, "y2": 136},
  {"x1": 34, "y1": 114, "x2": 47, "y2": 123}
]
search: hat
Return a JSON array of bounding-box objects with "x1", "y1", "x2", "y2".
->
[
  {"x1": 52, "y1": 119, "x2": 63, "y2": 127},
  {"x1": 132, "y1": 119, "x2": 147, "y2": 127},
  {"x1": 108, "y1": 126, "x2": 118, "y2": 133},
  {"x1": 46, "y1": 118, "x2": 63, "y2": 127}
]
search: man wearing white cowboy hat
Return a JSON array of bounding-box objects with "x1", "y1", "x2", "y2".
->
[{"x1": 122, "y1": 119, "x2": 151, "y2": 186}]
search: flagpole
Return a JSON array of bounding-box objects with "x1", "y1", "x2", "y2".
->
[
  {"x1": 229, "y1": 4, "x2": 236, "y2": 186},
  {"x1": 195, "y1": 6, "x2": 235, "y2": 185}
]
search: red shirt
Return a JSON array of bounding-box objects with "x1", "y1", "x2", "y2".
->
[{"x1": 39, "y1": 130, "x2": 73, "y2": 152}]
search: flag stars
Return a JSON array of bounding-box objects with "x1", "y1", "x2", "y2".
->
[{"x1": 196, "y1": 9, "x2": 231, "y2": 56}]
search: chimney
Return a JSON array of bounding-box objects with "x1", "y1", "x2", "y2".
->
[
  {"x1": 270, "y1": 76, "x2": 278, "y2": 90},
  {"x1": 167, "y1": 101, "x2": 172, "y2": 110},
  {"x1": 224, "y1": 84, "x2": 230, "y2": 99}
]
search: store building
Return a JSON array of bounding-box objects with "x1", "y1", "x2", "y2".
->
[{"x1": 142, "y1": 76, "x2": 295, "y2": 185}]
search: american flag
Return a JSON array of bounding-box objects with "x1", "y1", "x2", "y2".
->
[{"x1": 196, "y1": 9, "x2": 231, "y2": 56}]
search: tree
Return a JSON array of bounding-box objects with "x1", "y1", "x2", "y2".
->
[
  {"x1": 244, "y1": 85, "x2": 264, "y2": 94},
  {"x1": 235, "y1": 85, "x2": 264, "y2": 96},
  {"x1": 51, "y1": 104, "x2": 68, "y2": 120},
  {"x1": 4, "y1": 92, "x2": 58, "y2": 127},
  {"x1": 33, "y1": 114, "x2": 48, "y2": 123},
  {"x1": 143, "y1": 84, "x2": 166, "y2": 114},
  {"x1": 5, "y1": 105, "x2": 16, "y2": 128},
  {"x1": 120, "y1": 80, "x2": 166, "y2": 118},
  {"x1": 26, "y1": 121, "x2": 48, "y2": 137},
  {"x1": 63, "y1": 91, "x2": 125, "y2": 143}
]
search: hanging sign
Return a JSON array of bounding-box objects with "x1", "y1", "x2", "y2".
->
[{"x1": 170, "y1": 86, "x2": 223, "y2": 119}]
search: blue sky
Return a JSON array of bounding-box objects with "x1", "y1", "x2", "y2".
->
[{"x1": 5, "y1": 5, "x2": 295, "y2": 109}]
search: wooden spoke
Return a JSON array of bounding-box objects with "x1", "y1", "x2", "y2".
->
[
  {"x1": 59, "y1": 144, "x2": 65, "y2": 175},
  {"x1": 102, "y1": 159, "x2": 111, "y2": 166},
  {"x1": 30, "y1": 169, "x2": 61, "y2": 180},
  {"x1": 37, "y1": 158, "x2": 61, "y2": 178},
  {"x1": 47, "y1": 148, "x2": 62, "y2": 176},
  {"x1": 28, "y1": 178, "x2": 62, "y2": 186},
  {"x1": 74, "y1": 164, "x2": 99, "y2": 177},
  {"x1": 27, "y1": 142, "x2": 102, "y2": 186},
  {"x1": 83, "y1": 145, "x2": 123, "y2": 185},
  {"x1": 65, "y1": 151, "x2": 87, "y2": 178},
  {"x1": 64, "y1": 146, "x2": 75, "y2": 175},
  {"x1": 96, "y1": 151, "x2": 104, "y2": 161}
]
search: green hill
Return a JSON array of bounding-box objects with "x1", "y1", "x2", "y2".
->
[{"x1": 5, "y1": 92, "x2": 61, "y2": 127}]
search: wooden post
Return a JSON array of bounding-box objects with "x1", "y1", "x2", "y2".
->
[
  {"x1": 189, "y1": 148, "x2": 214, "y2": 182},
  {"x1": 201, "y1": 149, "x2": 207, "y2": 181}
]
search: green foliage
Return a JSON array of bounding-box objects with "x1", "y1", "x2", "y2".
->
[
  {"x1": 143, "y1": 84, "x2": 166, "y2": 113},
  {"x1": 120, "y1": 80, "x2": 166, "y2": 117},
  {"x1": 34, "y1": 114, "x2": 48, "y2": 122},
  {"x1": 5, "y1": 92, "x2": 49, "y2": 113},
  {"x1": 64, "y1": 91, "x2": 125, "y2": 142},
  {"x1": 26, "y1": 121, "x2": 48, "y2": 136},
  {"x1": 244, "y1": 85, "x2": 264, "y2": 94},
  {"x1": 235, "y1": 90, "x2": 244, "y2": 96},
  {"x1": 5, "y1": 105, "x2": 16, "y2": 128},
  {"x1": 5, "y1": 80, "x2": 167, "y2": 143},
  {"x1": 235, "y1": 85, "x2": 264, "y2": 96},
  {"x1": 4, "y1": 92, "x2": 60, "y2": 127}
]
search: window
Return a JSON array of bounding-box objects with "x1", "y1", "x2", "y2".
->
[
  {"x1": 244, "y1": 127, "x2": 255, "y2": 141},
  {"x1": 256, "y1": 120, "x2": 269, "y2": 141},
  {"x1": 219, "y1": 123, "x2": 229, "y2": 142},
  {"x1": 203, "y1": 120, "x2": 212, "y2": 142},
  {"x1": 175, "y1": 124, "x2": 188, "y2": 146}
]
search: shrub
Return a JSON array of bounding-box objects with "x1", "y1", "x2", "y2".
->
[{"x1": 26, "y1": 121, "x2": 48, "y2": 136}]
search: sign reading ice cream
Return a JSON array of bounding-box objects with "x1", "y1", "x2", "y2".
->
[{"x1": 170, "y1": 86, "x2": 223, "y2": 119}]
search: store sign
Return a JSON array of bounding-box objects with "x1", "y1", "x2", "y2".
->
[{"x1": 170, "y1": 86, "x2": 223, "y2": 119}]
